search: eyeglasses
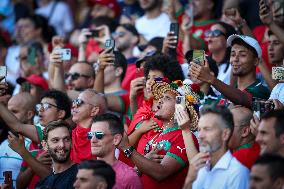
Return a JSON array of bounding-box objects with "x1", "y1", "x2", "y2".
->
[
  {"x1": 112, "y1": 32, "x2": 126, "y2": 38},
  {"x1": 72, "y1": 98, "x2": 95, "y2": 107},
  {"x1": 65, "y1": 72, "x2": 90, "y2": 81},
  {"x1": 36, "y1": 103, "x2": 60, "y2": 112},
  {"x1": 204, "y1": 29, "x2": 226, "y2": 38},
  {"x1": 87, "y1": 131, "x2": 106, "y2": 140}
]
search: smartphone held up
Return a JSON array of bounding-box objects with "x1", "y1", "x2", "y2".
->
[{"x1": 0, "y1": 66, "x2": 7, "y2": 83}]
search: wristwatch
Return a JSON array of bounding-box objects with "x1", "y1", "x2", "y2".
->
[{"x1": 123, "y1": 146, "x2": 134, "y2": 158}]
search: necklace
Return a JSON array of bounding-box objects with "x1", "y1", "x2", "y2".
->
[{"x1": 144, "y1": 116, "x2": 175, "y2": 154}]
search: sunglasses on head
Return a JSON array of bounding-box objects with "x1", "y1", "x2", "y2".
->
[
  {"x1": 36, "y1": 103, "x2": 59, "y2": 112},
  {"x1": 87, "y1": 131, "x2": 105, "y2": 140},
  {"x1": 65, "y1": 72, "x2": 90, "y2": 81},
  {"x1": 204, "y1": 29, "x2": 226, "y2": 38}
]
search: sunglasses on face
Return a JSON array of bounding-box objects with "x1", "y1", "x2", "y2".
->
[
  {"x1": 72, "y1": 98, "x2": 95, "y2": 107},
  {"x1": 87, "y1": 131, "x2": 106, "y2": 140},
  {"x1": 204, "y1": 29, "x2": 226, "y2": 38},
  {"x1": 65, "y1": 72, "x2": 90, "y2": 81},
  {"x1": 112, "y1": 32, "x2": 126, "y2": 38},
  {"x1": 36, "y1": 103, "x2": 59, "y2": 112}
]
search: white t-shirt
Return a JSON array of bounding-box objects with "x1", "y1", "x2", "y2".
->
[
  {"x1": 5, "y1": 45, "x2": 21, "y2": 86},
  {"x1": 36, "y1": 1, "x2": 74, "y2": 37},
  {"x1": 135, "y1": 12, "x2": 171, "y2": 41},
  {"x1": 269, "y1": 83, "x2": 284, "y2": 104},
  {"x1": 0, "y1": 139, "x2": 31, "y2": 188},
  {"x1": 193, "y1": 151, "x2": 249, "y2": 189}
]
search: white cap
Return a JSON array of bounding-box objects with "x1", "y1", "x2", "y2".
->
[{"x1": 227, "y1": 34, "x2": 262, "y2": 58}]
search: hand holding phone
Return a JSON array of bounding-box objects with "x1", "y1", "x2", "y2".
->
[{"x1": 54, "y1": 48, "x2": 71, "y2": 61}]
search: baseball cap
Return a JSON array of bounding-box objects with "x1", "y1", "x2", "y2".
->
[
  {"x1": 227, "y1": 34, "x2": 262, "y2": 58},
  {"x1": 88, "y1": 0, "x2": 121, "y2": 17},
  {"x1": 17, "y1": 74, "x2": 49, "y2": 91}
]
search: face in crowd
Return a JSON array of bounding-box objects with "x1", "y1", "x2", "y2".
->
[{"x1": 44, "y1": 126, "x2": 72, "y2": 163}]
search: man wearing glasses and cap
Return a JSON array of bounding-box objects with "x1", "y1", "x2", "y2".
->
[{"x1": 89, "y1": 113, "x2": 143, "y2": 189}]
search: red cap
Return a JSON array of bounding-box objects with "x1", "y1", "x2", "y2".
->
[
  {"x1": 88, "y1": 0, "x2": 121, "y2": 17},
  {"x1": 17, "y1": 74, "x2": 49, "y2": 91}
]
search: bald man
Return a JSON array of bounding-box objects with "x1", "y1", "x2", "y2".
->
[
  {"x1": 8, "y1": 92, "x2": 36, "y2": 124},
  {"x1": 229, "y1": 106, "x2": 260, "y2": 169},
  {"x1": 70, "y1": 89, "x2": 107, "y2": 163},
  {"x1": 0, "y1": 92, "x2": 36, "y2": 187}
]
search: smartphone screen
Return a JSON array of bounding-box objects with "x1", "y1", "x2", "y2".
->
[
  {"x1": 105, "y1": 39, "x2": 115, "y2": 52},
  {"x1": 27, "y1": 47, "x2": 36, "y2": 65},
  {"x1": 192, "y1": 50, "x2": 205, "y2": 65},
  {"x1": 0, "y1": 66, "x2": 7, "y2": 83}
]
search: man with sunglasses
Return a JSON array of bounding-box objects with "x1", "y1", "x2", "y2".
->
[
  {"x1": 0, "y1": 89, "x2": 72, "y2": 188},
  {"x1": 65, "y1": 62, "x2": 95, "y2": 92},
  {"x1": 71, "y1": 89, "x2": 107, "y2": 164},
  {"x1": 89, "y1": 113, "x2": 143, "y2": 189}
]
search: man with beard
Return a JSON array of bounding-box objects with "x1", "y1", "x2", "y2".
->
[
  {"x1": 189, "y1": 35, "x2": 270, "y2": 108},
  {"x1": 35, "y1": 120, "x2": 77, "y2": 188},
  {"x1": 0, "y1": 88, "x2": 72, "y2": 189},
  {"x1": 7, "y1": 120, "x2": 77, "y2": 188},
  {"x1": 135, "y1": 0, "x2": 171, "y2": 41},
  {"x1": 183, "y1": 106, "x2": 249, "y2": 189}
]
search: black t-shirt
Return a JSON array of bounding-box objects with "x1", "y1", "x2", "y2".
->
[{"x1": 35, "y1": 164, "x2": 78, "y2": 189}]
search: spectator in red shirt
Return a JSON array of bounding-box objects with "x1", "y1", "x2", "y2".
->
[{"x1": 229, "y1": 106, "x2": 260, "y2": 169}]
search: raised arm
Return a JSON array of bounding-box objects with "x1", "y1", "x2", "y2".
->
[
  {"x1": 259, "y1": 0, "x2": 284, "y2": 44},
  {"x1": 190, "y1": 61, "x2": 252, "y2": 108},
  {"x1": 0, "y1": 103, "x2": 39, "y2": 143},
  {"x1": 8, "y1": 133, "x2": 51, "y2": 178}
]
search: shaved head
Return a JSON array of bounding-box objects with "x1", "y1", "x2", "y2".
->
[{"x1": 8, "y1": 92, "x2": 36, "y2": 124}]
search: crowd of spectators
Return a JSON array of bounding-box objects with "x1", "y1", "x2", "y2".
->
[{"x1": 0, "y1": 0, "x2": 284, "y2": 188}]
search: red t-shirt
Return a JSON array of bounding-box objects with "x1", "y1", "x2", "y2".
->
[
  {"x1": 253, "y1": 25, "x2": 271, "y2": 73},
  {"x1": 141, "y1": 128, "x2": 198, "y2": 189},
  {"x1": 122, "y1": 63, "x2": 137, "y2": 92},
  {"x1": 233, "y1": 142, "x2": 260, "y2": 169},
  {"x1": 71, "y1": 124, "x2": 95, "y2": 163}
]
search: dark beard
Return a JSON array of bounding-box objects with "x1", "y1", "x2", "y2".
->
[{"x1": 48, "y1": 148, "x2": 70, "y2": 163}]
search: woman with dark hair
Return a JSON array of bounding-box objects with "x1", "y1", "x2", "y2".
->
[{"x1": 204, "y1": 21, "x2": 237, "y2": 95}]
